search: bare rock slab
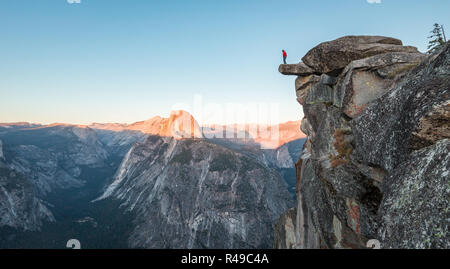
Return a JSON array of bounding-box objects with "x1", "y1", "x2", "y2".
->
[
  {"x1": 335, "y1": 52, "x2": 426, "y2": 118},
  {"x1": 279, "y1": 62, "x2": 315, "y2": 76},
  {"x1": 302, "y1": 36, "x2": 419, "y2": 75}
]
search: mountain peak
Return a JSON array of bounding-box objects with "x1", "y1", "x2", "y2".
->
[
  {"x1": 160, "y1": 110, "x2": 203, "y2": 139},
  {"x1": 89, "y1": 110, "x2": 203, "y2": 139},
  {"x1": 129, "y1": 110, "x2": 202, "y2": 139}
]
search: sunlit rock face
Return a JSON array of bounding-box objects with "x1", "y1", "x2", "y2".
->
[
  {"x1": 96, "y1": 136, "x2": 294, "y2": 249},
  {"x1": 277, "y1": 36, "x2": 449, "y2": 249},
  {"x1": 335, "y1": 52, "x2": 426, "y2": 118},
  {"x1": 0, "y1": 124, "x2": 124, "y2": 233},
  {"x1": 90, "y1": 110, "x2": 202, "y2": 139},
  {"x1": 301, "y1": 35, "x2": 419, "y2": 75}
]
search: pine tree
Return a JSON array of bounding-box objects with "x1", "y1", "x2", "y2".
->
[{"x1": 427, "y1": 23, "x2": 446, "y2": 54}]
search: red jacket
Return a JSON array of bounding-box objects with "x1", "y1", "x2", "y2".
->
[{"x1": 282, "y1": 51, "x2": 287, "y2": 57}]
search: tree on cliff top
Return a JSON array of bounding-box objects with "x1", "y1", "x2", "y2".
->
[{"x1": 427, "y1": 23, "x2": 446, "y2": 54}]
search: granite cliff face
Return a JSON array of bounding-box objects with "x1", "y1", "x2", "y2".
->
[
  {"x1": 91, "y1": 110, "x2": 203, "y2": 140},
  {"x1": 277, "y1": 36, "x2": 449, "y2": 249},
  {"x1": 0, "y1": 124, "x2": 109, "y2": 196},
  {"x1": 96, "y1": 135, "x2": 294, "y2": 248},
  {"x1": 0, "y1": 139, "x2": 54, "y2": 231},
  {"x1": 95, "y1": 112, "x2": 294, "y2": 248}
]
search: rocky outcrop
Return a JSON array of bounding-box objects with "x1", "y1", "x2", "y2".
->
[
  {"x1": 92, "y1": 129, "x2": 147, "y2": 157},
  {"x1": 96, "y1": 135, "x2": 294, "y2": 249},
  {"x1": 273, "y1": 208, "x2": 297, "y2": 249},
  {"x1": 378, "y1": 139, "x2": 449, "y2": 249},
  {"x1": 279, "y1": 62, "x2": 315, "y2": 76},
  {"x1": 278, "y1": 36, "x2": 449, "y2": 249},
  {"x1": 302, "y1": 36, "x2": 419, "y2": 75},
  {"x1": 335, "y1": 52, "x2": 426, "y2": 118},
  {"x1": 90, "y1": 110, "x2": 205, "y2": 157}
]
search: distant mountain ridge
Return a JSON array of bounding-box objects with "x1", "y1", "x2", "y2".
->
[
  {"x1": 90, "y1": 110, "x2": 203, "y2": 140},
  {"x1": 0, "y1": 111, "x2": 302, "y2": 248},
  {"x1": 1, "y1": 111, "x2": 305, "y2": 150}
]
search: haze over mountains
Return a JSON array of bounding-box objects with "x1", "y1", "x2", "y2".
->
[
  {"x1": 3, "y1": 110, "x2": 305, "y2": 149},
  {"x1": 0, "y1": 111, "x2": 304, "y2": 248}
]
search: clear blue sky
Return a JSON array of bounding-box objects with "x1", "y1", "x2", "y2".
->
[{"x1": 1, "y1": 0, "x2": 449, "y2": 125}]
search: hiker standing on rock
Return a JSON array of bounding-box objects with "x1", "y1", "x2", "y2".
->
[{"x1": 282, "y1": 50, "x2": 287, "y2": 64}]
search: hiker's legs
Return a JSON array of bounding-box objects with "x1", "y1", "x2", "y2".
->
[{"x1": 283, "y1": 56, "x2": 287, "y2": 64}]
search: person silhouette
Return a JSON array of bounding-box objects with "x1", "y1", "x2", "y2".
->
[{"x1": 282, "y1": 50, "x2": 287, "y2": 64}]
